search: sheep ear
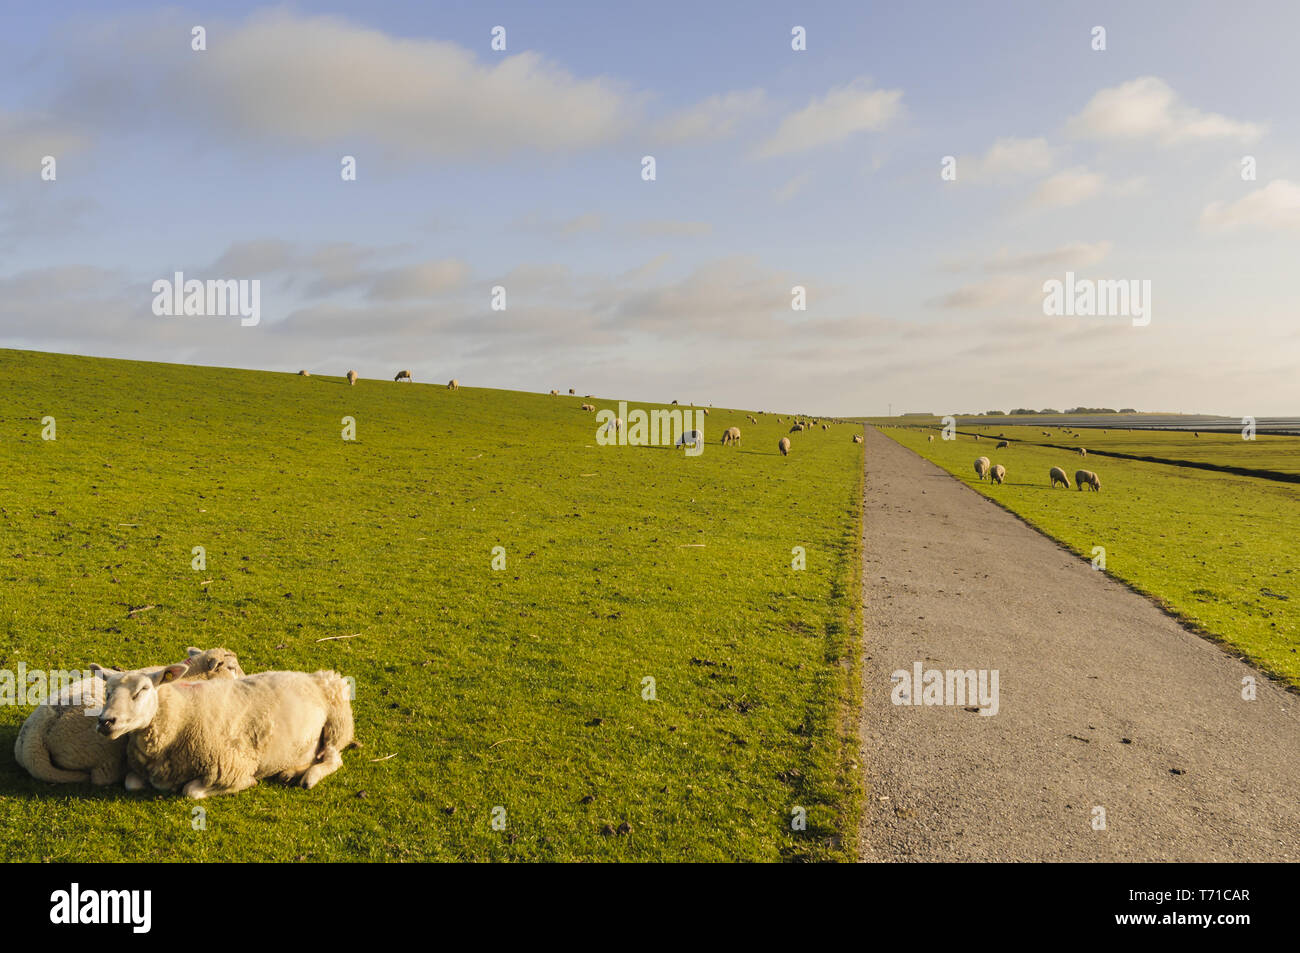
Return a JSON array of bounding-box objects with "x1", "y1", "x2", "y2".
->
[
  {"x1": 159, "y1": 664, "x2": 189, "y2": 684},
  {"x1": 90, "y1": 663, "x2": 109, "y2": 680},
  {"x1": 186, "y1": 646, "x2": 202, "y2": 657}
]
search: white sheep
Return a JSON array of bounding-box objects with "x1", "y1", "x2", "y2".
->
[
  {"x1": 100, "y1": 669, "x2": 355, "y2": 798},
  {"x1": 394, "y1": 369, "x2": 412, "y2": 382},
  {"x1": 722, "y1": 426, "x2": 741, "y2": 446},
  {"x1": 13, "y1": 648, "x2": 244, "y2": 786},
  {"x1": 448, "y1": 379, "x2": 459, "y2": 390},
  {"x1": 928, "y1": 435, "x2": 934, "y2": 442},
  {"x1": 346, "y1": 370, "x2": 357, "y2": 386},
  {"x1": 779, "y1": 436, "x2": 791, "y2": 456},
  {"x1": 974, "y1": 456, "x2": 991, "y2": 481},
  {"x1": 852, "y1": 434, "x2": 863, "y2": 443},
  {"x1": 676, "y1": 430, "x2": 703, "y2": 450},
  {"x1": 1075, "y1": 469, "x2": 1102, "y2": 491},
  {"x1": 603, "y1": 417, "x2": 623, "y2": 436},
  {"x1": 996, "y1": 440, "x2": 1009, "y2": 449},
  {"x1": 298, "y1": 370, "x2": 310, "y2": 377},
  {"x1": 990, "y1": 464, "x2": 1006, "y2": 485},
  {"x1": 1049, "y1": 466, "x2": 1070, "y2": 489},
  {"x1": 1078, "y1": 448, "x2": 1087, "y2": 457}
]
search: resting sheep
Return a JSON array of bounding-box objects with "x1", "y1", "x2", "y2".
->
[
  {"x1": 974, "y1": 456, "x2": 991, "y2": 481},
  {"x1": 99, "y1": 669, "x2": 355, "y2": 798},
  {"x1": 852, "y1": 434, "x2": 863, "y2": 444},
  {"x1": 394, "y1": 370, "x2": 412, "y2": 382},
  {"x1": 990, "y1": 464, "x2": 1006, "y2": 485},
  {"x1": 779, "y1": 436, "x2": 791, "y2": 456},
  {"x1": 1075, "y1": 469, "x2": 1101, "y2": 491},
  {"x1": 996, "y1": 440, "x2": 1009, "y2": 449},
  {"x1": 13, "y1": 647, "x2": 244, "y2": 786},
  {"x1": 1049, "y1": 466, "x2": 1070, "y2": 489},
  {"x1": 722, "y1": 426, "x2": 741, "y2": 446},
  {"x1": 581, "y1": 403, "x2": 595, "y2": 412},
  {"x1": 346, "y1": 370, "x2": 357, "y2": 386}
]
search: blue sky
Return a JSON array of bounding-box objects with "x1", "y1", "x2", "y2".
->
[{"x1": 2, "y1": 1, "x2": 1298, "y2": 414}]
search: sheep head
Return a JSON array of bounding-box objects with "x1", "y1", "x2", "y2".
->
[
  {"x1": 182, "y1": 647, "x2": 245, "y2": 679},
  {"x1": 96, "y1": 665, "x2": 184, "y2": 739}
]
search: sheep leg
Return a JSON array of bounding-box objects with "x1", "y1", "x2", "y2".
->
[
  {"x1": 124, "y1": 771, "x2": 147, "y2": 791},
  {"x1": 183, "y1": 776, "x2": 258, "y2": 799},
  {"x1": 299, "y1": 746, "x2": 343, "y2": 789}
]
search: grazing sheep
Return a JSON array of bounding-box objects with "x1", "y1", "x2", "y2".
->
[
  {"x1": 990, "y1": 464, "x2": 1006, "y2": 485},
  {"x1": 13, "y1": 648, "x2": 244, "y2": 786},
  {"x1": 603, "y1": 417, "x2": 623, "y2": 436},
  {"x1": 675, "y1": 430, "x2": 703, "y2": 451},
  {"x1": 101, "y1": 669, "x2": 355, "y2": 798},
  {"x1": 1049, "y1": 466, "x2": 1070, "y2": 489},
  {"x1": 928, "y1": 435, "x2": 934, "y2": 442},
  {"x1": 671, "y1": 399, "x2": 678, "y2": 405},
  {"x1": 789, "y1": 424, "x2": 802, "y2": 434},
  {"x1": 550, "y1": 389, "x2": 558, "y2": 395},
  {"x1": 346, "y1": 370, "x2": 357, "y2": 386},
  {"x1": 448, "y1": 379, "x2": 459, "y2": 390},
  {"x1": 822, "y1": 424, "x2": 828, "y2": 430},
  {"x1": 852, "y1": 434, "x2": 863, "y2": 444},
  {"x1": 996, "y1": 440, "x2": 1009, "y2": 449},
  {"x1": 974, "y1": 456, "x2": 991, "y2": 481},
  {"x1": 975, "y1": 434, "x2": 980, "y2": 441},
  {"x1": 703, "y1": 409, "x2": 709, "y2": 416},
  {"x1": 1078, "y1": 448, "x2": 1087, "y2": 457},
  {"x1": 394, "y1": 370, "x2": 412, "y2": 382},
  {"x1": 1194, "y1": 432, "x2": 1199, "y2": 437},
  {"x1": 1075, "y1": 469, "x2": 1101, "y2": 491},
  {"x1": 779, "y1": 436, "x2": 791, "y2": 456},
  {"x1": 722, "y1": 426, "x2": 741, "y2": 446},
  {"x1": 581, "y1": 403, "x2": 595, "y2": 412},
  {"x1": 569, "y1": 388, "x2": 575, "y2": 395},
  {"x1": 298, "y1": 370, "x2": 310, "y2": 377}
]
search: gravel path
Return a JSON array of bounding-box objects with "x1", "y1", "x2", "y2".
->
[{"x1": 857, "y1": 426, "x2": 1299, "y2": 861}]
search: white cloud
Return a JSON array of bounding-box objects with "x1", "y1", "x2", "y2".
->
[
  {"x1": 1200, "y1": 179, "x2": 1300, "y2": 230},
  {"x1": 1067, "y1": 77, "x2": 1264, "y2": 145},
  {"x1": 1028, "y1": 167, "x2": 1105, "y2": 210},
  {"x1": 756, "y1": 80, "x2": 903, "y2": 158},
  {"x1": 984, "y1": 241, "x2": 1112, "y2": 273},
  {"x1": 654, "y1": 89, "x2": 767, "y2": 143},
  {"x1": 0, "y1": 111, "x2": 90, "y2": 175},
  {"x1": 966, "y1": 137, "x2": 1052, "y2": 181}
]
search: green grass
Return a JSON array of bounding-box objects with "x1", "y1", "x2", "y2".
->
[
  {"x1": 879, "y1": 426, "x2": 1300, "y2": 688},
  {"x1": 0, "y1": 348, "x2": 865, "y2": 862}
]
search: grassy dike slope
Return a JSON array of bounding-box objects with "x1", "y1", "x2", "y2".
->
[
  {"x1": 879, "y1": 426, "x2": 1300, "y2": 688},
  {"x1": 0, "y1": 349, "x2": 864, "y2": 862}
]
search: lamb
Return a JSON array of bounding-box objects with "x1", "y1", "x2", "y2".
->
[
  {"x1": 779, "y1": 436, "x2": 791, "y2": 456},
  {"x1": 394, "y1": 370, "x2": 412, "y2": 382},
  {"x1": 448, "y1": 379, "x2": 459, "y2": 390},
  {"x1": 722, "y1": 426, "x2": 741, "y2": 446},
  {"x1": 98, "y1": 668, "x2": 355, "y2": 798},
  {"x1": 996, "y1": 440, "x2": 1009, "y2": 449},
  {"x1": 346, "y1": 370, "x2": 357, "y2": 386},
  {"x1": 1049, "y1": 466, "x2": 1070, "y2": 489},
  {"x1": 974, "y1": 456, "x2": 991, "y2": 481},
  {"x1": 1075, "y1": 469, "x2": 1102, "y2": 491},
  {"x1": 676, "y1": 430, "x2": 703, "y2": 450},
  {"x1": 990, "y1": 464, "x2": 1006, "y2": 485},
  {"x1": 13, "y1": 647, "x2": 244, "y2": 786}
]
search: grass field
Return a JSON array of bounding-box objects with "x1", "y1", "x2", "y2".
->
[
  {"x1": 879, "y1": 426, "x2": 1300, "y2": 688},
  {"x1": 0, "y1": 348, "x2": 865, "y2": 862}
]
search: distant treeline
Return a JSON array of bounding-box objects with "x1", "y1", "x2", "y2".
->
[{"x1": 982, "y1": 407, "x2": 1139, "y2": 416}]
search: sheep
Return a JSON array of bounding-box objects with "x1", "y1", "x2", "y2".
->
[
  {"x1": 13, "y1": 647, "x2": 244, "y2": 786},
  {"x1": 676, "y1": 430, "x2": 703, "y2": 451},
  {"x1": 448, "y1": 379, "x2": 459, "y2": 390},
  {"x1": 671, "y1": 399, "x2": 678, "y2": 405},
  {"x1": 602, "y1": 417, "x2": 623, "y2": 436},
  {"x1": 779, "y1": 436, "x2": 791, "y2": 456},
  {"x1": 722, "y1": 426, "x2": 741, "y2": 447},
  {"x1": 996, "y1": 440, "x2": 1010, "y2": 449},
  {"x1": 974, "y1": 456, "x2": 991, "y2": 481},
  {"x1": 1075, "y1": 469, "x2": 1101, "y2": 491},
  {"x1": 550, "y1": 389, "x2": 559, "y2": 396},
  {"x1": 703, "y1": 409, "x2": 710, "y2": 416},
  {"x1": 852, "y1": 434, "x2": 863, "y2": 444},
  {"x1": 1049, "y1": 466, "x2": 1070, "y2": 489},
  {"x1": 789, "y1": 424, "x2": 802, "y2": 434},
  {"x1": 1078, "y1": 448, "x2": 1087, "y2": 457},
  {"x1": 298, "y1": 370, "x2": 310, "y2": 377},
  {"x1": 821, "y1": 424, "x2": 828, "y2": 430},
  {"x1": 581, "y1": 403, "x2": 597, "y2": 412},
  {"x1": 394, "y1": 370, "x2": 412, "y2": 382},
  {"x1": 569, "y1": 388, "x2": 575, "y2": 395},
  {"x1": 975, "y1": 434, "x2": 980, "y2": 441},
  {"x1": 990, "y1": 464, "x2": 1006, "y2": 485},
  {"x1": 99, "y1": 668, "x2": 355, "y2": 798},
  {"x1": 346, "y1": 370, "x2": 357, "y2": 386},
  {"x1": 928, "y1": 434, "x2": 934, "y2": 442}
]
